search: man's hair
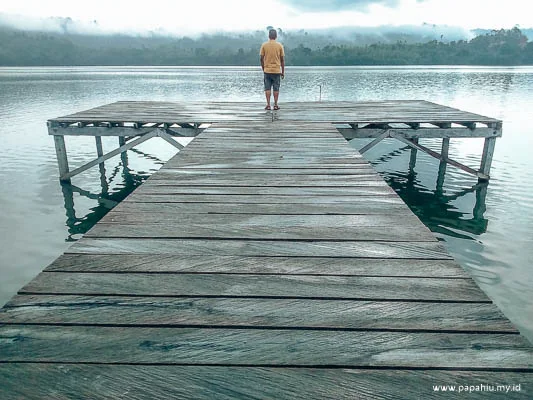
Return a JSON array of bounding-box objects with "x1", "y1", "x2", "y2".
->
[{"x1": 269, "y1": 29, "x2": 277, "y2": 39}]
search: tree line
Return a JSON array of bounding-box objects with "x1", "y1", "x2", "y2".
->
[{"x1": 0, "y1": 26, "x2": 531, "y2": 66}]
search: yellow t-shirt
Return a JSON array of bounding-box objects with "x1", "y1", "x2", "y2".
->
[{"x1": 260, "y1": 40, "x2": 285, "y2": 74}]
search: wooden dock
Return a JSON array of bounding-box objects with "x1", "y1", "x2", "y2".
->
[
  {"x1": 47, "y1": 100, "x2": 502, "y2": 181},
  {"x1": 1, "y1": 102, "x2": 532, "y2": 398}
]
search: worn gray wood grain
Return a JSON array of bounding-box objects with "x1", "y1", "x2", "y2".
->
[
  {"x1": 18, "y1": 272, "x2": 489, "y2": 302},
  {"x1": 131, "y1": 185, "x2": 396, "y2": 196},
  {"x1": 88, "y1": 214, "x2": 433, "y2": 241},
  {"x1": 157, "y1": 167, "x2": 374, "y2": 174},
  {"x1": 86, "y1": 225, "x2": 432, "y2": 241},
  {"x1": 147, "y1": 175, "x2": 385, "y2": 186},
  {"x1": 1, "y1": 295, "x2": 514, "y2": 332},
  {"x1": 43, "y1": 255, "x2": 469, "y2": 277},
  {"x1": 49, "y1": 100, "x2": 501, "y2": 125},
  {"x1": 0, "y1": 365, "x2": 528, "y2": 400},
  {"x1": 108, "y1": 199, "x2": 411, "y2": 215},
  {"x1": 0, "y1": 325, "x2": 530, "y2": 368},
  {"x1": 5, "y1": 108, "x2": 524, "y2": 399},
  {"x1": 68, "y1": 238, "x2": 453, "y2": 258}
]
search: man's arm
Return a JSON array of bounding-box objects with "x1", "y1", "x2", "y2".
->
[
  {"x1": 280, "y1": 56, "x2": 285, "y2": 78},
  {"x1": 260, "y1": 55, "x2": 265, "y2": 72}
]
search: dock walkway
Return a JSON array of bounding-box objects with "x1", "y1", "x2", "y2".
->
[{"x1": 1, "y1": 108, "x2": 532, "y2": 398}]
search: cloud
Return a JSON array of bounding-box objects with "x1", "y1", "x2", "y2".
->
[{"x1": 281, "y1": 0, "x2": 402, "y2": 12}]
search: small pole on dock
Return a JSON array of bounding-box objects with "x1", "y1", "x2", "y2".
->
[{"x1": 319, "y1": 85, "x2": 322, "y2": 102}]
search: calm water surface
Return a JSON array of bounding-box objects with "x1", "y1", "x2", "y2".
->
[{"x1": 0, "y1": 66, "x2": 532, "y2": 342}]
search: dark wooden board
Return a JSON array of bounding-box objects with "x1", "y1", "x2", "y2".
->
[
  {"x1": 157, "y1": 167, "x2": 375, "y2": 174},
  {"x1": 147, "y1": 174, "x2": 385, "y2": 186},
  {"x1": 88, "y1": 214, "x2": 433, "y2": 241},
  {"x1": 131, "y1": 185, "x2": 396, "y2": 196},
  {"x1": 87, "y1": 225, "x2": 431, "y2": 241},
  {"x1": 2, "y1": 295, "x2": 514, "y2": 332},
  {"x1": 108, "y1": 199, "x2": 411, "y2": 215},
  {"x1": 18, "y1": 272, "x2": 489, "y2": 302},
  {"x1": 68, "y1": 238, "x2": 453, "y2": 258},
  {"x1": 43, "y1": 255, "x2": 470, "y2": 277},
  {"x1": 0, "y1": 365, "x2": 528, "y2": 400},
  {"x1": 0, "y1": 325, "x2": 530, "y2": 368}
]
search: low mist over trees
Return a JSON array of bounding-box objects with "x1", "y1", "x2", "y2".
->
[{"x1": 0, "y1": 25, "x2": 532, "y2": 66}]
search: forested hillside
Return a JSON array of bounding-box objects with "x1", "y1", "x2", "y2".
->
[{"x1": 1, "y1": 26, "x2": 531, "y2": 66}]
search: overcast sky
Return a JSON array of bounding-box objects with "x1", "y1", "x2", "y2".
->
[{"x1": 0, "y1": 0, "x2": 529, "y2": 35}]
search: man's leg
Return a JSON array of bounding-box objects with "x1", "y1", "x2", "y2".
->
[
  {"x1": 273, "y1": 74, "x2": 281, "y2": 108},
  {"x1": 264, "y1": 73, "x2": 272, "y2": 109}
]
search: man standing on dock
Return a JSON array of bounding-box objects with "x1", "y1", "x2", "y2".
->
[{"x1": 260, "y1": 29, "x2": 285, "y2": 110}]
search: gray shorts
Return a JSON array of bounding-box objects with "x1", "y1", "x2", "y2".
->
[{"x1": 264, "y1": 73, "x2": 281, "y2": 91}]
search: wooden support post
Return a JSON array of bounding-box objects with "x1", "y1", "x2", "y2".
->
[
  {"x1": 474, "y1": 183, "x2": 488, "y2": 219},
  {"x1": 441, "y1": 138, "x2": 450, "y2": 160},
  {"x1": 118, "y1": 136, "x2": 129, "y2": 168},
  {"x1": 409, "y1": 138, "x2": 418, "y2": 170},
  {"x1": 436, "y1": 137, "x2": 450, "y2": 191},
  {"x1": 95, "y1": 136, "x2": 104, "y2": 158},
  {"x1": 479, "y1": 137, "x2": 496, "y2": 181},
  {"x1": 436, "y1": 161, "x2": 447, "y2": 192},
  {"x1": 95, "y1": 136, "x2": 108, "y2": 193},
  {"x1": 54, "y1": 135, "x2": 70, "y2": 182}
]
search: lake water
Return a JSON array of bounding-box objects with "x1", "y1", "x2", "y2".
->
[{"x1": 0, "y1": 66, "x2": 532, "y2": 343}]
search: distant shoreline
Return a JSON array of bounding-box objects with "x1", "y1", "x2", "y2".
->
[
  {"x1": 1, "y1": 64, "x2": 533, "y2": 68},
  {"x1": 1, "y1": 27, "x2": 532, "y2": 67}
]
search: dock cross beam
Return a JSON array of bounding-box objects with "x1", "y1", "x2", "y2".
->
[
  {"x1": 337, "y1": 121, "x2": 502, "y2": 181},
  {"x1": 47, "y1": 121, "x2": 204, "y2": 182}
]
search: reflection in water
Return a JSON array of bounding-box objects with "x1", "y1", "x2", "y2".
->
[
  {"x1": 60, "y1": 150, "x2": 150, "y2": 242},
  {"x1": 366, "y1": 144, "x2": 489, "y2": 240}
]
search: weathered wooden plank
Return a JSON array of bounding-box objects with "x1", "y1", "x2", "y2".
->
[
  {"x1": 68, "y1": 238, "x2": 453, "y2": 258},
  {"x1": 168, "y1": 159, "x2": 369, "y2": 168},
  {"x1": 128, "y1": 194, "x2": 397, "y2": 204},
  {"x1": 157, "y1": 167, "x2": 374, "y2": 174},
  {"x1": 157, "y1": 169, "x2": 377, "y2": 177},
  {"x1": 132, "y1": 186, "x2": 396, "y2": 196},
  {"x1": 43, "y1": 255, "x2": 469, "y2": 277},
  {"x1": 175, "y1": 147, "x2": 355, "y2": 155},
  {"x1": 99, "y1": 213, "x2": 421, "y2": 226},
  {"x1": 171, "y1": 151, "x2": 363, "y2": 159},
  {"x1": 108, "y1": 199, "x2": 411, "y2": 215},
  {"x1": 147, "y1": 177, "x2": 387, "y2": 187},
  {"x1": 49, "y1": 100, "x2": 502, "y2": 125},
  {"x1": 148, "y1": 174, "x2": 384, "y2": 185},
  {"x1": 18, "y1": 273, "x2": 489, "y2": 302},
  {"x1": 1, "y1": 295, "x2": 516, "y2": 332},
  {"x1": 88, "y1": 214, "x2": 433, "y2": 241},
  {"x1": 87, "y1": 224, "x2": 431, "y2": 241},
  {"x1": 0, "y1": 365, "x2": 528, "y2": 400},
  {"x1": 0, "y1": 326, "x2": 530, "y2": 368}
]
